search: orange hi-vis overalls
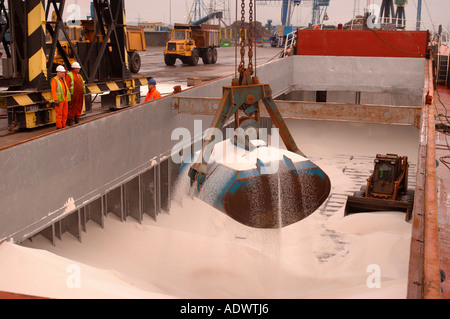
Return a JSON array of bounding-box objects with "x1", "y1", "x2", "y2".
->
[
  {"x1": 51, "y1": 75, "x2": 70, "y2": 129},
  {"x1": 144, "y1": 87, "x2": 161, "y2": 102},
  {"x1": 65, "y1": 71, "x2": 85, "y2": 121}
]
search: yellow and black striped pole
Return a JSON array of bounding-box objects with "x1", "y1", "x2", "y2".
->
[
  {"x1": 123, "y1": 4, "x2": 129, "y2": 73},
  {"x1": 26, "y1": 0, "x2": 48, "y2": 90}
]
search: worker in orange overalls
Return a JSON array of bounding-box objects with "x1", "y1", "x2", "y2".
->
[
  {"x1": 65, "y1": 62, "x2": 86, "y2": 125},
  {"x1": 144, "y1": 78, "x2": 161, "y2": 102},
  {"x1": 51, "y1": 65, "x2": 70, "y2": 129}
]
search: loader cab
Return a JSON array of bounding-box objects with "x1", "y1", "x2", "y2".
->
[
  {"x1": 377, "y1": 162, "x2": 393, "y2": 181},
  {"x1": 371, "y1": 155, "x2": 402, "y2": 196},
  {"x1": 344, "y1": 153, "x2": 412, "y2": 218},
  {"x1": 372, "y1": 160, "x2": 394, "y2": 195}
]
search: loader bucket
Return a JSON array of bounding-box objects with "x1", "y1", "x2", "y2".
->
[
  {"x1": 344, "y1": 196, "x2": 412, "y2": 217},
  {"x1": 183, "y1": 140, "x2": 331, "y2": 228}
]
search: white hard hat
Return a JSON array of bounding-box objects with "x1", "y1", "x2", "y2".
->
[
  {"x1": 71, "y1": 62, "x2": 81, "y2": 69},
  {"x1": 56, "y1": 65, "x2": 66, "y2": 72}
]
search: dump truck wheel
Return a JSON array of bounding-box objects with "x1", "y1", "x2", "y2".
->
[
  {"x1": 189, "y1": 49, "x2": 199, "y2": 66},
  {"x1": 164, "y1": 54, "x2": 176, "y2": 66},
  {"x1": 129, "y1": 51, "x2": 141, "y2": 73},
  {"x1": 211, "y1": 48, "x2": 218, "y2": 64},
  {"x1": 202, "y1": 48, "x2": 213, "y2": 64}
]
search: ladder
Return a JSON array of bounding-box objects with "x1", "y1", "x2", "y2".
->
[{"x1": 437, "y1": 54, "x2": 449, "y2": 85}]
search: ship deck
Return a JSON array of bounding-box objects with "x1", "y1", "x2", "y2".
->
[
  {"x1": 0, "y1": 42, "x2": 449, "y2": 298},
  {"x1": 434, "y1": 84, "x2": 450, "y2": 298}
]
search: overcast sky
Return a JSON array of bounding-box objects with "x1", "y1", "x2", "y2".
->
[{"x1": 65, "y1": 0, "x2": 449, "y2": 30}]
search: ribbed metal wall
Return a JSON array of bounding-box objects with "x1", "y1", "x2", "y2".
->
[{"x1": 0, "y1": 56, "x2": 425, "y2": 244}]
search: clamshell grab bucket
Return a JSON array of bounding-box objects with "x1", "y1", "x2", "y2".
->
[{"x1": 183, "y1": 139, "x2": 331, "y2": 228}]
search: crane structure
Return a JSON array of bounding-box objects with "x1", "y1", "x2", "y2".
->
[
  {"x1": 379, "y1": 0, "x2": 395, "y2": 24},
  {"x1": 212, "y1": 0, "x2": 232, "y2": 26},
  {"x1": 186, "y1": 0, "x2": 331, "y2": 229},
  {"x1": 256, "y1": 0, "x2": 330, "y2": 27},
  {"x1": 309, "y1": 0, "x2": 330, "y2": 26},
  {"x1": 281, "y1": 0, "x2": 302, "y2": 26},
  {"x1": 353, "y1": 0, "x2": 361, "y2": 19},
  {"x1": 0, "y1": 0, "x2": 147, "y2": 130},
  {"x1": 256, "y1": 0, "x2": 329, "y2": 47},
  {"x1": 378, "y1": 0, "x2": 411, "y2": 29},
  {"x1": 186, "y1": 0, "x2": 231, "y2": 26},
  {"x1": 187, "y1": 0, "x2": 210, "y2": 24},
  {"x1": 416, "y1": 0, "x2": 422, "y2": 30},
  {"x1": 256, "y1": 0, "x2": 301, "y2": 27}
]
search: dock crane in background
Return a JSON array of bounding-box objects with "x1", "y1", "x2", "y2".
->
[
  {"x1": 186, "y1": 0, "x2": 228, "y2": 27},
  {"x1": 378, "y1": 0, "x2": 409, "y2": 30},
  {"x1": 256, "y1": 0, "x2": 330, "y2": 47},
  {"x1": 379, "y1": 0, "x2": 395, "y2": 25},
  {"x1": 256, "y1": 0, "x2": 301, "y2": 28},
  {"x1": 309, "y1": 0, "x2": 330, "y2": 26},
  {"x1": 416, "y1": 0, "x2": 422, "y2": 30},
  {"x1": 280, "y1": 0, "x2": 302, "y2": 26},
  {"x1": 256, "y1": 0, "x2": 330, "y2": 27},
  {"x1": 187, "y1": 0, "x2": 224, "y2": 25},
  {"x1": 192, "y1": 11, "x2": 224, "y2": 25},
  {"x1": 256, "y1": 0, "x2": 301, "y2": 47},
  {"x1": 187, "y1": 0, "x2": 210, "y2": 24}
]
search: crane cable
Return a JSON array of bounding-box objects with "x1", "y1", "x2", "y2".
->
[
  {"x1": 248, "y1": 0, "x2": 254, "y2": 74},
  {"x1": 238, "y1": 0, "x2": 246, "y2": 74},
  {"x1": 237, "y1": 0, "x2": 256, "y2": 77}
]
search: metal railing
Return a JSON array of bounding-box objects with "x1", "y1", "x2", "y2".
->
[
  {"x1": 322, "y1": 17, "x2": 448, "y2": 38},
  {"x1": 282, "y1": 30, "x2": 297, "y2": 57}
]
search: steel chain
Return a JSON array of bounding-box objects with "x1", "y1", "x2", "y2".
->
[
  {"x1": 248, "y1": 0, "x2": 253, "y2": 74},
  {"x1": 239, "y1": 0, "x2": 246, "y2": 73}
]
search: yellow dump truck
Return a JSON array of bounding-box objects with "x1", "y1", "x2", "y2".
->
[
  {"x1": 164, "y1": 23, "x2": 220, "y2": 66},
  {"x1": 125, "y1": 25, "x2": 147, "y2": 73},
  {"x1": 50, "y1": 21, "x2": 146, "y2": 73}
]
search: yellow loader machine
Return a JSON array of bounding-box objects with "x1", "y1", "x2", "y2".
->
[{"x1": 344, "y1": 154, "x2": 415, "y2": 220}]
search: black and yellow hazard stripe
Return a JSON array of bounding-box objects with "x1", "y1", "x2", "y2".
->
[
  {"x1": 86, "y1": 78, "x2": 148, "y2": 96},
  {"x1": 133, "y1": 77, "x2": 148, "y2": 87},
  {"x1": 3, "y1": 90, "x2": 54, "y2": 129},
  {"x1": 86, "y1": 77, "x2": 148, "y2": 109},
  {"x1": 26, "y1": 0, "x2": 47, "y2": 90},
  {"x1": 86, "y1": 82, "x2": 125, "y2": 95},
  {"x1": 3, "y1": 77, "x2": 146, "y2": 127},
  {"x1": 3, "y1": 78, "x2": 148, "y2": 108},
  {"x1": 1, "y1": 91, "x2": 51, "y2": 108},
  {"x1": 3, "y1": 77, "x2": 148, "y2": 128},
  {"x1": 123, "y1": 7, "x2": 130, "y2": 71}
]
